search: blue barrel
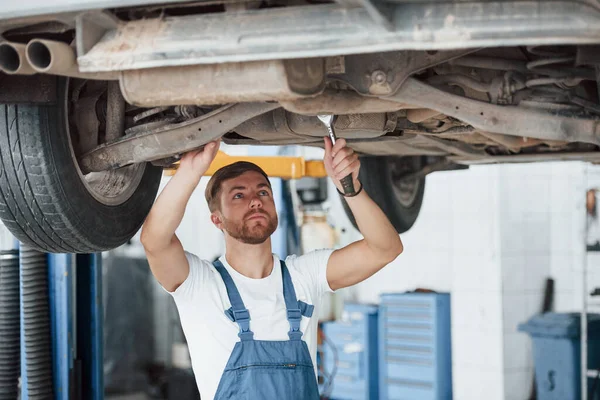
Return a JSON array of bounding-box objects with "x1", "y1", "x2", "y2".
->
[{"x1": 518, "y1": 313, "x2": 600, "y2": 400}]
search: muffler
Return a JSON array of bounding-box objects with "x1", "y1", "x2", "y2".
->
[
  {"x1": 0, "y1": 42, "x2": 35, "y2": 75},
  {"x1": 26, "y1": 39, "x2": 118, "y2": 80},
  {"x1": 120, "y1": 58, "x2": 325, "y2": 106}
]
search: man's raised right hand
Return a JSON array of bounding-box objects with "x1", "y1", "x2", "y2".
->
[{"x1": 178, "y1": 140, "x2": 221, "y2": 176}]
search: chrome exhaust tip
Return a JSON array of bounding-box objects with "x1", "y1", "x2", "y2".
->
[
  {"x1": 26, "y1": 40, "x2": 53, "y2": 72},
  {"x1": 26, "y1": 39, "x2": 118, "y2": 80},
  {"x1": 0, "y1": 42, "x2": 35, "y2": 75}
]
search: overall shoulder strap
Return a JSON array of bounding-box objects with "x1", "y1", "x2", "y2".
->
[
  {"x1": 280, "y1": 261, "x2": 304, "y2": 340},
  {"x1": 212, "y1": 260, "x2": 254, "y2": 341}
]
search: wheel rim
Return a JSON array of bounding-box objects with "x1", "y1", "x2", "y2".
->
[
  {"x1": 387, "y1": 158, "x2": 422, "y2": 208},
  {"x1": 65, "y1": 79, "x2": 146, "y2": 206}
]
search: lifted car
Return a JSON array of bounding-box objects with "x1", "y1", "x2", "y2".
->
[{"x1": 1, "y1": 0, "x2": 600, "y2": 252}]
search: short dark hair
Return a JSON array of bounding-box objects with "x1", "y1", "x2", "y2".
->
[{"x1": 205, "y1": 161, "x2": 270, "y2": 212}]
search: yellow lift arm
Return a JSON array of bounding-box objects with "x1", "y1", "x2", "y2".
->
[{"x1": 164, "y1": 151, "x2": 328, "y2": 179}]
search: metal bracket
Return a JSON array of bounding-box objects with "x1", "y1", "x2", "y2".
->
[
  {"x1": 329, "y1": 49, "x2": 477, "y2": 96},
  {"x1": 75, "y1": 11, "x2": 119, "y2": 57},
  {"x1": 79, "y1": 102, "x2": 279, "y2": 173},
  {"x1": 387, "y1": 77, "x2": 600, "y2": 145}
]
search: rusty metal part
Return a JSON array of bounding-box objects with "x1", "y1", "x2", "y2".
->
[
  {"x1": 71, "y1": 81, "x2": 107, "y2": 156},
  {"x1": 0, "y1": 42, "x2": 34, "y2": 75},
  {"x1": 335, "y1": 136, "x2": 445, "y2": 157},
  {"x1": 282, "y1": 59, "x2": 326, "y2": 96},
  {"x1": 417, "y1": 135, "x2": 486, "y2": 158},
  {"x1": 132, "y1": 107, "x2": 169, "y2": 124},
  {"x1": 288, "y1": 113, "x2": 394, "y2": 139},
  {"x1": 329, "y1": 49, "x2": 476, "y2": 96},
  {"x1": 386, "y1": 77, "x2": 600, "y2": 145},
  {"x1": 233, "y1": 109, "x2": 314, "y2": 144},
  {"x1": 151, "y1": 155, "x2": 182, "y2": 168},
  {"x1": 73, "y1": 96, "x2": 100, "y2": 155},
  {"x1": 105, "y1": 81, "x2": 125, "y2": 142},
  {"x1": 279, "y1": 90, "x2": 407, "y2": 115},
  {"x1": 427, "y1": 74, "x2": 492, "y2": 93},
  {"x1": 67, "y1": 80, "x2": 106, "y2": 156},
  {"x1": 120, "y1": 58, "x2": 324, "y2": 107},
  {"x1": 124, "y1": 117, "x2": 179, "y2": 137},
  {"x1": 234, "y1": 109, "x2": 394, "y2": 143},
  {"x1": 448, "y1": 56, "x2": 529, "y2": 73},
  {"x1": 323, "y1": 133, "x2": 484, "y2": 158},
  {"x1": 406, "y1": 109, "x2": 442, "y2": 123},
  {"x1": 477, "y1": 131, "x2": 565, "y2": 151},
  {"x1": 79, "y1": 102, "x2": 279, "y2": 173},
  {"x1": 25, "y1": 39, "x2": 118, "y2": 80}
]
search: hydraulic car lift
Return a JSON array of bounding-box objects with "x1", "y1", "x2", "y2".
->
[
  {"x1": 164, "y1": 150, "x2": 328, "y2": 179},
  {"x1": 6, "y1": 151, "x2": 327, "y2": 400}
]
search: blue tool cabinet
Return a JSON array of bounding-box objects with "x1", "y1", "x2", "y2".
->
[
  {"x1": 379, "y1": 293, "x2": 452, "y2": 400},
  {"x1": 321, "y1": 303, "x2": 379, "y2": 399}
]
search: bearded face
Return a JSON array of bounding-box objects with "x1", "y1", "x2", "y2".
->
[
  {"x1": 221, "y1": 209, "x2": 278, "y2": 244},
  {"x1": 214, "y1": 171, "x2": 278, "y2": 244}
]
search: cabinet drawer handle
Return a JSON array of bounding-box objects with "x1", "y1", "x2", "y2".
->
[
  {"x1": 387, "y1": 323, "x2": 432, "y2": 331},
  {"x1": 386, "y1": 345, "x2": 432, "y2": 354},
  {"x1": 386, "y1": 378, "x2": 434, "y2": 388},
  {"x1": 386, "y1": 356, "x2": 433, "y2": 366}
]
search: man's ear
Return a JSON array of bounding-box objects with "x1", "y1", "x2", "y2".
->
[{"x1": 211, "y1": 212, "x2": 223, "y2": 229}]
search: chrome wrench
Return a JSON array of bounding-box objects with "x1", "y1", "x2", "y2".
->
[{"x1": 317, "y1": 114, "x2": 356, "y2": 196}]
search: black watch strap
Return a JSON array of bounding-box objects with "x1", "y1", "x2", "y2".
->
[{"x1": 337, "y1": 181, "x2": 363, "y2": 197}]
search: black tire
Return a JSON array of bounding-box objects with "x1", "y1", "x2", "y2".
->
[
  {"x1": 0, "y1": 79, "x2": 162, "y2": 253},
  {"x1": 342, "y1": 156, "x2": 425, "y2": 234}
]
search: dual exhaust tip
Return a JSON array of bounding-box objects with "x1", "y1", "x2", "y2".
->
[{"x1": 0, "y1": 39, "x2": 117, "y2": 79}]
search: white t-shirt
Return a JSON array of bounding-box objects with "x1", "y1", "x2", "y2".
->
[{"x1": 166, "y1": 249, "x2": 334, "y2": 400}]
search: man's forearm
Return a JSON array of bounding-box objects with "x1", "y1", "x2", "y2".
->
[
  {"x1": 345, "y1": 185, "x2": 404, "y2": 260},
  {"x1": 141, "y1": 168, "x2": 202, "y2": 251}
]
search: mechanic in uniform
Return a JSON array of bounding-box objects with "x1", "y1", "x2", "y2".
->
[{"x1": 141, "y1": 137, "x2": 403, "y2": 400}]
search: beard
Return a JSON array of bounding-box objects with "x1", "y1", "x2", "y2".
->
[{"x1": 222, "y1": 210, "x2": 278, "y2": 245}]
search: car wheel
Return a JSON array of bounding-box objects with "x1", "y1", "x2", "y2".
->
[
  {"x1": 341, "y1": 156, "x2": 425, "y2": 234},
  {"x1": 0, "y1": 78, "x2": 162, "y2": 253}
]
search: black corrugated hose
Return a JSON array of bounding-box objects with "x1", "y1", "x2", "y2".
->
[
  {"x1": 0, "y1": 249, "x2": 19, "y2": 399},
  {"x1": 20, "y1": 245, "x2": 53, "y2": 399}
]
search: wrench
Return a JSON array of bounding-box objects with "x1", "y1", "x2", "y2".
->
[{"x1": 317, "y1": 114, "x2": 356, "y2": 196}]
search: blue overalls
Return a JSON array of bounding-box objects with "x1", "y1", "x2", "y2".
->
[{"x1": 212, "y1": 259, "x2": 320, "y2": 400}]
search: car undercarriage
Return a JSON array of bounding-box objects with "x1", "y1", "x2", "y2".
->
[{"x1": 1, "y1": 0, "x2": 600, "y2": 252}]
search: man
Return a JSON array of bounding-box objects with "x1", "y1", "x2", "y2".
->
[{"x1": 141, "y1": 137, "x2": 403, "y2": 400}]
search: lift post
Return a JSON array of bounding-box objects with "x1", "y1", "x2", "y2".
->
[{"x1": 19, "y1": 251, "x2": 103, "y2": 400}]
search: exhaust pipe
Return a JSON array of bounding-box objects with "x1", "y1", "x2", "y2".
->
[
  {"x1": 26, "y1": 39, "x2": 118, "y2": 80},
  {"x1": 0, "y1": 42, "x2": 35, "y2": 75}
]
